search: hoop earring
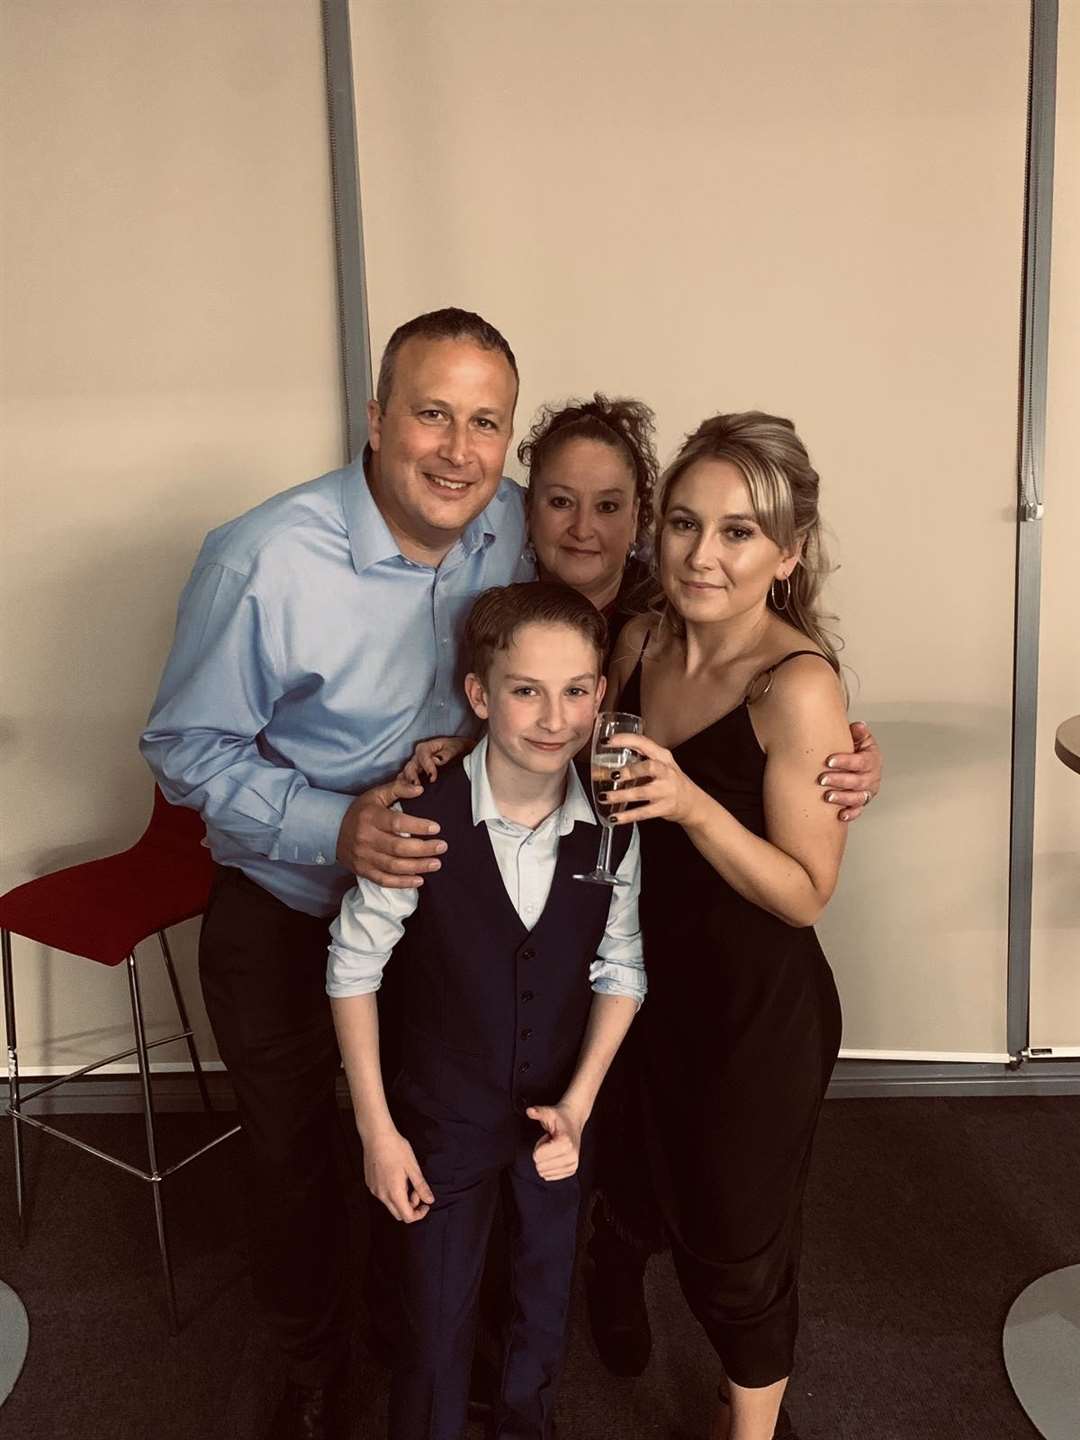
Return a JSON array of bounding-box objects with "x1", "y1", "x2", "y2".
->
[{"x1": 770, "y1": 575, "x2": 792, "y2": 611}]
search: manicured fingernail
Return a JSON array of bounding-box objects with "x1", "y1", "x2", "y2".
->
[
  {"x1": 826, "y1": 757, "x2": 838, "y2": 768},
  {"x1": 825, "y1": 792, "x2": 836, "y2": 803},
  {"x1": 818, "y1": 775, "x2": 830, "y2": 786},
  {"x1": 435, "y1": 842, "x2": 447, "y2": 853},
  {"x1": 427, "y1": 860, "x2": 441, "y2": 871}
]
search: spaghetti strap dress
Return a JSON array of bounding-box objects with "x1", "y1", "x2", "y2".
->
[{"x1": 620, "y1": 644, "x2": 843, "y2": 1389}]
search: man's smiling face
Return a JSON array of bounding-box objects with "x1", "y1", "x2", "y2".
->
[{"x1": 367, "y1": 336, "x2": 517, "y2": 563}]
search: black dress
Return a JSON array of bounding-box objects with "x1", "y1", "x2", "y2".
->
[{"x1": 619, "y1": 647, "x2": 842, "y2": 1389}]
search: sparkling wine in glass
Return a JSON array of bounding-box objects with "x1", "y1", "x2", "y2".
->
[{"x1": 575, "y1": 711, "x2": 643, "y2": 886}]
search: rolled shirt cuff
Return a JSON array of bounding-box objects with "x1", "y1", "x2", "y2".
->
[
  {"x1": 326, "y1": 951, "x2": 386, "y2": 998},
  {"x1": 590, "y1": 966, "x2": 647, "y2": 1008}
]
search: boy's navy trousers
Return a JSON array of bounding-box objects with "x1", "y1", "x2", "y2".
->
[{"x1": 386, "y1": 1076, "x2": 593, "y2": 1440}]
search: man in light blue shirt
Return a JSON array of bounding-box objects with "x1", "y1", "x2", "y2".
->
[
  {"x1": 141, "y1": 309, "x2": 531, "y2": 1440},
  {"x1": 142, "y1": 327, "x2": 531, "y2": 917}
]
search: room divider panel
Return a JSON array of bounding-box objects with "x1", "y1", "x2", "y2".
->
[{"x1": 324, "y1": 0, "x2": 1077, "y2": 1090}]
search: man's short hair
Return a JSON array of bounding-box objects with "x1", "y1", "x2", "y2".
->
[
  {"x1": 464, "y1": 582, "x2": 607, "y2": 681},
  {"x1": 375, "y1": 307, "x2": 519, "y2": 411}
]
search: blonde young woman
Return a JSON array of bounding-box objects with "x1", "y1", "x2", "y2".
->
[
  {"x1": 398, "y1": 403, "x2": 879, "y2": 1434},
  {"x1": 599, "y1": 412, "x2": 850, "y2": 1440}
]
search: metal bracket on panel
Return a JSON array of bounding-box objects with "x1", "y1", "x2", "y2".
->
[
  {"x1": 1020, "y1": 500, "x2": 1045, "y2": 521},
  {"x1": 1021, "y1": 1046, "x2": 1080, "y2": 1061}
]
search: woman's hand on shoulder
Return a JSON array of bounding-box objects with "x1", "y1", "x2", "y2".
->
[
  {"x1": 397, "y1": 735, "x2": 474, "y2": 787},
  {"x1": 819, "y1": 719, "x2": 882, "y2": 822}
]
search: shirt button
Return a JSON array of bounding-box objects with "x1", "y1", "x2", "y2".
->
[
  {"x1": 520, "y1": 990, "x2": 534, "y2": 1003},
  {"x1": 518, "y1": 1061, "x2": 531, "y2": 1073},
  {"x1": 520, "y1": 947, "x2": 536, "y2": 962},
  {"x1": 520, "y1": 1028, "x2": 533, "y2": 1041}
]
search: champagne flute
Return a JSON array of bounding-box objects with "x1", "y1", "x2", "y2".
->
[{"x1": 575, "y1": 711, "x2": 643, "y2": 886}]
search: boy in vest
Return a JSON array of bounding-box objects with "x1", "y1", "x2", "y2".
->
[{"x1": 327, "y1": 581, "x2": 644, "y2": 1440}]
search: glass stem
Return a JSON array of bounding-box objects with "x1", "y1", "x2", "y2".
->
[{"x1": 597, "y1": 820, "x2": 615, "y2": 874}]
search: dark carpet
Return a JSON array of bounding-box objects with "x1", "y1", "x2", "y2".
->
[{"x1": 1, "y1": 1096, "x2": 1076, "y2": 1440}]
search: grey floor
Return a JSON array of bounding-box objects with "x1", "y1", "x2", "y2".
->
[{"x1": 1, "y1": 1096, "x2": 1077, "y2": 1439}]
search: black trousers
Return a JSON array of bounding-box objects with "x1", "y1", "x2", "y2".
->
[
  {"x1": 199, "y1": 864, "x2": 347, "y2": 1387},
  {"x1": 387, "y1": 1092, "x2": 590, "y2": 1440}
]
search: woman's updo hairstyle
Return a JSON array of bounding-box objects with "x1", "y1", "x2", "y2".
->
[
  {"x1": 654, "y1": 410, "x2": 842, "y2": 670},
  {"x1": 517, "y1": 394, "x2": 658, "y2": 541}
]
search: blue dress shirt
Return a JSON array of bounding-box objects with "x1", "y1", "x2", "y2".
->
[{"x1": 141, "y1": 460, "x2": 532, "y2": 916}]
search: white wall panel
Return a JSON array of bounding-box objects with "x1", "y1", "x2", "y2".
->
[
  {"x1": 352, "y1": 0, "x2": 1030, "y2": 1053},
  {"x1": 0, "y1": 0, "x2": 340, "y2": 1068}
]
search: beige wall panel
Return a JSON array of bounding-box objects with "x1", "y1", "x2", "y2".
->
[
  {"x1": 1029, "y1": 0, "x2": 1080, "y2": 1050},
  {"x1": 1, "y1": 0, "x2": 341, "y2": 1068},
  {"x1": 353, "y1": 0, "x2": 1029, "y2": 1054}
]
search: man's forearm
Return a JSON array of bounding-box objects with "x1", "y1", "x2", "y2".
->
[
  {"x1": 330, "y1": 992, "x2": 397, "y2": 1142},
  {"x1": 559, "y1": 993, "x2": 638, "y2": 1125},
  {"x1": 143, "y1": 724, "x2": 353, "y2": 865}
]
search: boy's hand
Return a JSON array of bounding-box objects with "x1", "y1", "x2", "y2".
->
[
  {"x1": 336, "y1": 778, "x2": 446, "y2": 888},
  {"x1": 362, "y1": 1128, "x2": 435, "y2": 1223},
  {"x1": 820, "y1": 720, "x2": 883, "y2": 823},
  {"x1": 398, "y1": 735, "x2": 473, "y2": 787},
  {"x1": 526, "y1": 1104, "x2": 584, "y2": 1182}
]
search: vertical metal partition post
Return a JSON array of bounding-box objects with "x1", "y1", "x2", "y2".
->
[
  {"x1": 322, "y1": 0, "x2": 373, "y2": 461},
  {"x1": 1007, "y1": 0, "x2": 1058, "y2": 1059}
]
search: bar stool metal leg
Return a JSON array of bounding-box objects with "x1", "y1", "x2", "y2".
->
[
  {"x1": 127, "y1": 951, "x2": 179, "y2": 1335},
  {"x1": 156, "y1": 931, "x2": 212, "y2": 1114},
  {"x1": 2, "y1": 929, "x2": 26, "y2": 1245}
]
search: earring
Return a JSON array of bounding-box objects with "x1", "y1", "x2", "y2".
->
[
  {"x1": 522, "y1": 541, "x2": 537, "y2": 566},
  {"x1": 627, "y1": 541, "x2": 639, "y2": 561},
  {"x1": 770, "y1": 575, "x2": 792, "y2": 611}
]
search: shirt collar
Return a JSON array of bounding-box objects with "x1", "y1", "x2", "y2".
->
[
  {"x1": 342, "y1": 462, "x2": 509, "y2": 575},
  {"x1": 454, "y1": 482, "x2": 508, "y2": 559},
  {"x1": 340, "y1": 460, "x2": 402, "y2": 574},
  {"x1": 465, "y1": 735, "x2": 596, "y2": 835}
]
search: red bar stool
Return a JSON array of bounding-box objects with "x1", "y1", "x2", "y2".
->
[{"x1": 0, "y1": 787, "x2": 240, "y2": 1332}]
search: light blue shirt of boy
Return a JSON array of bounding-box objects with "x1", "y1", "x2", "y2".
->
[
  {"x1": 141, "y1": 461, "x2": 533, "y2": 917},
  {"x1": 328, "y1": 737, "x2": 646, "y2": 1005}
]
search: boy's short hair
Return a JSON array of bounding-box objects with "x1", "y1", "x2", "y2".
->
[{"x1": 464, "y1": 582, "x2": 607, "y2": 681}]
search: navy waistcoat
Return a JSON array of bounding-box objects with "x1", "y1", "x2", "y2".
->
[{"x1": 388, "y1": 759, "x2": 632, "y2": 1130}]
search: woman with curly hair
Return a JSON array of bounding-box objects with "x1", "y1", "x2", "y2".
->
[{"x1": 517, "y1": 393, "x2": 658, "y2": 656}]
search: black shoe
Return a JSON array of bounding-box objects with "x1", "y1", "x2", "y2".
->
[
  {"x1": 267, "y1": 1366, "x2": 349, "y2": 1440},
  {"x1": 584, "y1": 1252, "x2": 652, "y2": 1377}
]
